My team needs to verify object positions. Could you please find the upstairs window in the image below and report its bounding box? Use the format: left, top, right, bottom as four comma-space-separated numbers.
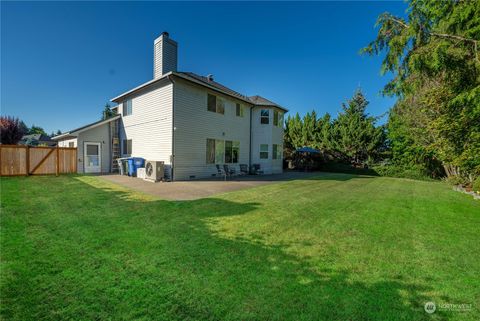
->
207, 94, 225, 114
260, 144, 269, 159
123, 99, 132, 116
260, 109, 269, 124
208, 94, 216, 112
122, 139, 132, 155
68, 142, 74, 148
236, 103, 244, 117
216, 98, 225, 114
273, 110, 284, 127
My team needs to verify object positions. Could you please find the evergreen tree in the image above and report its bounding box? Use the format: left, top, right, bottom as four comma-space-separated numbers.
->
363, 0, 480, 178
28, 125, 47, 136
331, 90, 384, 165
101, 103, 115, 120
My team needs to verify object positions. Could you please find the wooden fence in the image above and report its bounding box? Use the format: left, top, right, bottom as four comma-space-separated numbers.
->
0, 145, 77, 176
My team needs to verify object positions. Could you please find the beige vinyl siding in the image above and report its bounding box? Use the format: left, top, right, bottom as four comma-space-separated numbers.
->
119, 80, 173, 178
173, 79, 251, 180
251, 106, 284, 174
271, 110, 284, 173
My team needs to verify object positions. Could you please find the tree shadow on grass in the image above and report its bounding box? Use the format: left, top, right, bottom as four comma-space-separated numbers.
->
1, 175, 451, 321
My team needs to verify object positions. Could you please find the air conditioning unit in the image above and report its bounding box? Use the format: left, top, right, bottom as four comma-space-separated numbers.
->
144, 160, 164, 182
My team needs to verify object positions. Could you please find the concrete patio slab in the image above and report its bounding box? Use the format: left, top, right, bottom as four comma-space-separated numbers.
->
99, 172, 319, 200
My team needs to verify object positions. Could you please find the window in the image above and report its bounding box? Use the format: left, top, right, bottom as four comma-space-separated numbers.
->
236, 103, 244, 117
206, 139, 215, 164
260, 144, 269, 159
207, 94, 225, 114
225, 141, 240, 163
273, 144, 282, 160
215, 139, 224, 163
85, 144, 100, 167
68, 142, 74, 148
260, 109, 269, 124
208, 94, 216, 112
216, 98, 225, 114
225, 141, 233, 163
122, 139, 132, 155
273, 110, 284, 127
207, 139, 240, 164
123, 99, 132, 116
232, 141, 240, 163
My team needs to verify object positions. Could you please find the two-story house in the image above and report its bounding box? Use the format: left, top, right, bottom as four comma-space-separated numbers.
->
53, 32, 287, 180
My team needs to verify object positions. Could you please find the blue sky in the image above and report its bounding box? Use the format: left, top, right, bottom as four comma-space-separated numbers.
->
1, 1, 407, 134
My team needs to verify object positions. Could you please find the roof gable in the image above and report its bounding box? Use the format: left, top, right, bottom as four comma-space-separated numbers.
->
52, 115, 120, 140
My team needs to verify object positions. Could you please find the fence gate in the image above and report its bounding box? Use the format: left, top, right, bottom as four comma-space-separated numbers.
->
0, 145, 77, 176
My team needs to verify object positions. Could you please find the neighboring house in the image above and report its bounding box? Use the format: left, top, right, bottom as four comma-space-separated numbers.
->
53, 32, 287, 180
20, 134, 56, 147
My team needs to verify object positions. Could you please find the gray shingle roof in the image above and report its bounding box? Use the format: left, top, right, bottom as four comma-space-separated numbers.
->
178, 72, 288, 111
22, 134, 51, 141
177, 72, 250, 101
248, 95, 286, 110
111, 71, 288, 112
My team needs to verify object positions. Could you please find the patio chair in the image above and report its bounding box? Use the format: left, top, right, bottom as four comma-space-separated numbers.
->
239, 164, 249, 175
216, 164, 227, 180
251, 164, 264, 175
223, 164, 236, 177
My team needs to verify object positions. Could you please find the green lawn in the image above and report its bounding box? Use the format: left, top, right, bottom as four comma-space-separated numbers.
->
1, 174, 479, 320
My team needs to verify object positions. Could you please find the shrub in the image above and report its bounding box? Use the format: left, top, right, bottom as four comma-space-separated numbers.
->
473, 176, 480, 193
371, 164, 434, 181
443, 175, 468, 187
320, 162, 378, 176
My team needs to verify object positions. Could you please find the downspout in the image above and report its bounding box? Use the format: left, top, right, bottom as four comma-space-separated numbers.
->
167, 74, 176, 181
249, 105, 253, 168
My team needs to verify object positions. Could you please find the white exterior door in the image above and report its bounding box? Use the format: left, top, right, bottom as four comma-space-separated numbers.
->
84, 142, 101, 173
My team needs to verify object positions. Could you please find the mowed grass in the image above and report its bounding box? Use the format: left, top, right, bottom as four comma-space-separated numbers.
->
1, 174, 479, 321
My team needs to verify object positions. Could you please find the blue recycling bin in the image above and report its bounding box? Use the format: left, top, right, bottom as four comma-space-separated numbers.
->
127, 157, 145, 176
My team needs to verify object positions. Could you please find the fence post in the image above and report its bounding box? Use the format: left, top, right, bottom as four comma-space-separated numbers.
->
56, 146, 59, 176
26, 146, 30, 176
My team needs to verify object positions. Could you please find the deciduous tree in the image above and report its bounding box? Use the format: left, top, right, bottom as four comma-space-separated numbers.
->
0, 116, 27, 144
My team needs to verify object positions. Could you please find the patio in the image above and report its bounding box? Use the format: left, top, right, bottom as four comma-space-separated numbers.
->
99, 171, 320, 200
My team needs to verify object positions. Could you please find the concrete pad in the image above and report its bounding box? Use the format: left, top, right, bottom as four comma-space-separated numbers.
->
98, 172, 319, 200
